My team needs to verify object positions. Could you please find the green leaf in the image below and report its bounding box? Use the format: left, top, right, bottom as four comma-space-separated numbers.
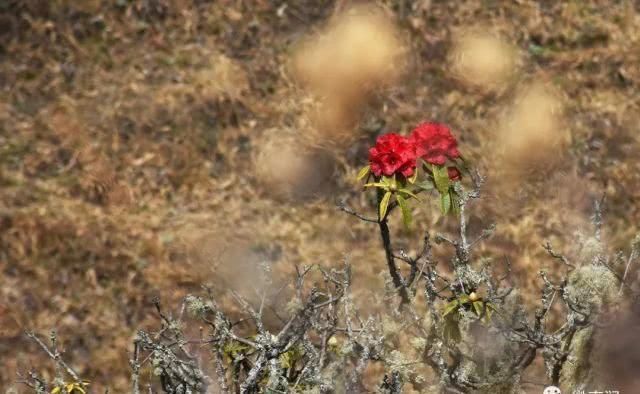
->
415, 180, 435, 191
379, 191, 392, 219
357, 165, 370, 180
396, 194, 412, 228
398, 188, 420, 200
440, 192, 451, 215
442, 299, 459, 317
432, 165, 450, 194
280, 346, 304, 369
279, 351, 293, 369
472, 301, 484, 317
457, 294, 470, 305
484, 303, 496, 323
224, 340, 249, 358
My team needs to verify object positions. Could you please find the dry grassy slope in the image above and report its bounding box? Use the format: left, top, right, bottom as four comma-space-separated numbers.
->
1, 0, 640, 391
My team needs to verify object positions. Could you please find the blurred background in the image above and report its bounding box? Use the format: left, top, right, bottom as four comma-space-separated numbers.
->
1, 0, 639, 391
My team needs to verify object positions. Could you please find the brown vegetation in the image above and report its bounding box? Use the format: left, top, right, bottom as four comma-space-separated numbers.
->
2, 0, 640, 392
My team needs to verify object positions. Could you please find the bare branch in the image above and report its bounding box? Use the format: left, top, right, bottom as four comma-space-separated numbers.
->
543, 241, 575, 268
25, 331, 80, 382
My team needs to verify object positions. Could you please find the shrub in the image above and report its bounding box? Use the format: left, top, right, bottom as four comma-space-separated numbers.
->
19, 123, 639, 394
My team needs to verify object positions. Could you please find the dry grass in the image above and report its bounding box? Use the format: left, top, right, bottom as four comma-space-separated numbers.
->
2, 0, 640, 391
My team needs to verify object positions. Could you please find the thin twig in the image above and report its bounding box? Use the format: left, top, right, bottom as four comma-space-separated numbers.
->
619, 237, 639, 294
337, 201, 378, 223
543, 241, 575, 268
25, 331, 80, 382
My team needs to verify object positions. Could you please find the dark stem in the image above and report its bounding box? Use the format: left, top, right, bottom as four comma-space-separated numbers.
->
377, 189, 410, 307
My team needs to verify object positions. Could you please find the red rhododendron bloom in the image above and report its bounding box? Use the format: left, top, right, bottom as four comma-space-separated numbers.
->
409, 122, 460, 166
369, 133, 417, 177
448, 167, 461, 181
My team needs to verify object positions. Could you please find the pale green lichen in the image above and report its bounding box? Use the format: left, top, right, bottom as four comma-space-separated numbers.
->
185, 295, 207, 317
565, 264, 619, 314
386, 349, 414, 379
285, 298, 303, 314
560, 326, 594, 391
410, 336, 427, 351
339, 341, 354, 356
560, 255, 620, 390
576, 235, 605, 264
381, 316, 402, 340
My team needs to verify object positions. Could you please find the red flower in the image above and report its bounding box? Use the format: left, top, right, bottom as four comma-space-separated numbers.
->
448, 167, 461, 181
409, 122, 460, 166
368, 133, 417, 177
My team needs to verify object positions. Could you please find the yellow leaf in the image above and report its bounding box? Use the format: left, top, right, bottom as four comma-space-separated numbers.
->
51, 388, 61, 394
280, 351, 292, 369
473, 301, 484, 317
357, 165, 370, 180
442, 299, 459, 317
407, 167, 418, 184
363, 182, 387, 188
379, 191, 392, 219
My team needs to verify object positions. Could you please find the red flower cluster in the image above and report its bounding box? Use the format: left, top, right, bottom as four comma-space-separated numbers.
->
368, 133, 416, 177
409, 122, 460, 166
368, 122, 461, 178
